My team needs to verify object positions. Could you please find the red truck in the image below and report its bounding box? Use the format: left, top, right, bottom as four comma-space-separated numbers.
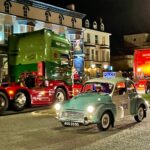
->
133, 49, 150, 94
0, 29, 82, 115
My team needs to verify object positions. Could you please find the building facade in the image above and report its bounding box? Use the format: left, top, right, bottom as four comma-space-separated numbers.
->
124, 33, 150, 48
83, 18, 111, 78
110, 33, 150, 72
0, 0, 85, 82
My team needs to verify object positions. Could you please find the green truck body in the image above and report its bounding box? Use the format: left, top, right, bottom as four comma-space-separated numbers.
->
8, 29, 72, 83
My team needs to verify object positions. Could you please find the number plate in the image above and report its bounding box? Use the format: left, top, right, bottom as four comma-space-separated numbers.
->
64, 122, 79, 127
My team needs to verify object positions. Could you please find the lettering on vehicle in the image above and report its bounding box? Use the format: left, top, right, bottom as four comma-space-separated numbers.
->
64, 122, 79, 126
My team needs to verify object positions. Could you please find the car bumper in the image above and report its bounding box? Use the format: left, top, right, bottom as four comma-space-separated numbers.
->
56, 111, 98, 126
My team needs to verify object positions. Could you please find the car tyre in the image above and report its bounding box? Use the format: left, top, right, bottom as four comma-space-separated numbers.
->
134, 106, 145, 122
0, 92, 8, 115
13, 92, 27, 111
55, 88, 67, 103
97, 111, 111, 131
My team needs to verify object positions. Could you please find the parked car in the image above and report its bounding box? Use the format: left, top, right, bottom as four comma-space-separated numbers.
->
55, 76, 149, 131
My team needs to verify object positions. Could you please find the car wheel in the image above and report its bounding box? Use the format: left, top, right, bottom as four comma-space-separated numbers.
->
13, 92, 27, 111
134, 106, 145, 122
0, 92, 8, 115
55, 88, 67, 103
97, 111, 111, 131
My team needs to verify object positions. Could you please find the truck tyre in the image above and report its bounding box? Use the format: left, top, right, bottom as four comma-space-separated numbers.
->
134, 106, 145, 122
13, 92, 27, 111
0, 92, 8, 115
55, 88, 67, 103
97, 111, 111, 131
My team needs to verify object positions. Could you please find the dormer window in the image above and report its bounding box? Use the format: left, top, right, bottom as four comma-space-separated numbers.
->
85, 19, 90, 28
93, 21, 97, 29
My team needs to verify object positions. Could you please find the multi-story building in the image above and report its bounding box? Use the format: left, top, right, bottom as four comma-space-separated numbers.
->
124, 33, 150, 48
0, 0, 85, 82
110, 33, 150, 72
83, 17, 111, 78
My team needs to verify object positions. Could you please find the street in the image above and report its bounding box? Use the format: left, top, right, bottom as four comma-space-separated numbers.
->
0, 108, 150, 150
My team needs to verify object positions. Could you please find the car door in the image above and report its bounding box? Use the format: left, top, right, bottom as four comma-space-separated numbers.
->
112, 81, 130, 120
126, 80, 138, 114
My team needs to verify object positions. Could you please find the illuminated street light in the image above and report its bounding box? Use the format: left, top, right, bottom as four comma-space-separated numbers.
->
137, 68, 141, 72
103, 64, 108, 70
91, 64, 96, 69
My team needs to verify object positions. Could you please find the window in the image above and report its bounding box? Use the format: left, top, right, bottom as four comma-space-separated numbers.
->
95, 35, 98, 44
27, 25, 34, 32
85, 19, 90, 28
86, 49, 89, 60
91, 49, 94, 60
20, 24, 26, 33
102, 36, 105, 45
4, 24, 12, 41
106, 51, 110, 61
93, 21, 97, 29
60, 54, 69, 65
87, 33, 90, 43
0, 25, 3, 31
126, 81, 136, 93
114, 82, 126, 95
96, 51, 98, 61
102, 51, 105, 61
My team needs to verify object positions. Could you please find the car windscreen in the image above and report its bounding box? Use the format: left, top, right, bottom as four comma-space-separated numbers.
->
81, 82, 114, 94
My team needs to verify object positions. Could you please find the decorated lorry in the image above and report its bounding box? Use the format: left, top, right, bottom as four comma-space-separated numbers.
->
133, 49, 150, 94
0, 29, 82, 115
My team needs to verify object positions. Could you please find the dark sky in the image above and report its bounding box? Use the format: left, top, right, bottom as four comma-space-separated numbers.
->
37, 0, 150, 35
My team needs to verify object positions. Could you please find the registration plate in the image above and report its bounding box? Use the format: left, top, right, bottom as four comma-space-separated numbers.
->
64, 122, 79, 127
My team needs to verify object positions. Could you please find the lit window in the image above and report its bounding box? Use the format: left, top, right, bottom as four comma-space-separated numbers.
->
93, 21, 97, 29
87, 33, 90, 43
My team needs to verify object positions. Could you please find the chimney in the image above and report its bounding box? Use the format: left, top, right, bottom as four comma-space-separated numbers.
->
66, 4, 75, 11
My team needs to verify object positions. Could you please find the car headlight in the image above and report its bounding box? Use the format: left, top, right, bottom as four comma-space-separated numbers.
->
87, 106, 95, 113
54, 103, 61, 111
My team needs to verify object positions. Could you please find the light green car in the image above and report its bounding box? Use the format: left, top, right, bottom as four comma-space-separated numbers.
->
55, 77, 149, 131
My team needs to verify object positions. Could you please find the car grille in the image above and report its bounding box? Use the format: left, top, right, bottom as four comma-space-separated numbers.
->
61, 111, 84, 120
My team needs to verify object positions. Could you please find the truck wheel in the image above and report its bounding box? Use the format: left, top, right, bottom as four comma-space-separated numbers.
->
0, 92, 8, 115
55, 88, 67, 103
13, 92, 27, 111
134, 106, 145, 122
97, 111, 111, 131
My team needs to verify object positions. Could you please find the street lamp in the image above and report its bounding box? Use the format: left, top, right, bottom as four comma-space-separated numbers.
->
103, 64, 108, 70
91, 64, 96, 69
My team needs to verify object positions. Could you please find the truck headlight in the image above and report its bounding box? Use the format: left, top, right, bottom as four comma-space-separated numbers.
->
54, 103, 61, 111
87, 106, 94, 113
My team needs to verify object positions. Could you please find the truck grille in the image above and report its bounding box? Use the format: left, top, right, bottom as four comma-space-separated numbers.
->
61, 111, 84, 120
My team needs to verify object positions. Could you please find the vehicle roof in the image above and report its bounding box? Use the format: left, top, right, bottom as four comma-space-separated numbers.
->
85, 77, 127, 85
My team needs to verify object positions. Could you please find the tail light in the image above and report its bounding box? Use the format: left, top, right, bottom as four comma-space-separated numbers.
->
138, 84, 144, 88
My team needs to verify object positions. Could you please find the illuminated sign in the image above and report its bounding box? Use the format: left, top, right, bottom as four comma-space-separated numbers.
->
103, 72, 116, 79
